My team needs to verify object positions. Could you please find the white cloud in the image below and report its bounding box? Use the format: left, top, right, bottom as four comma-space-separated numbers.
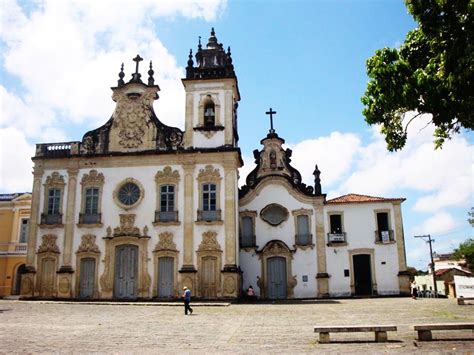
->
411, 211, 458, 236
288, 132, 361, 186
0, 127, 35, 192
0, 0, 226, 192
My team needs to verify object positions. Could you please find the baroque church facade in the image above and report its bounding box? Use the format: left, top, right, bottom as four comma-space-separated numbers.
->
21, 29, 410, 300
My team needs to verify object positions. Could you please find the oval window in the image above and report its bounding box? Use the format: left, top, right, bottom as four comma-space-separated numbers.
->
260, 203, 289, 226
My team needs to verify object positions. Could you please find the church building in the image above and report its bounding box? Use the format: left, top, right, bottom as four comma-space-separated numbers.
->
21, 29, 410, 300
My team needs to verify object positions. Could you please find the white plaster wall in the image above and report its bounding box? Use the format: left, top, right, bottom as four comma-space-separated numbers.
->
69, 164, 187, 293
324, 203, 401, 296
239, 184, 318, 299
194, 131, 225, 148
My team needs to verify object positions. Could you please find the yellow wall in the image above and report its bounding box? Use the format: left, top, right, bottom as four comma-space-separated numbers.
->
0, 194, 31, 297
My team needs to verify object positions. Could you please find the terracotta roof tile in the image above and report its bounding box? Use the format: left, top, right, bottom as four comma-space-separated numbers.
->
326, 193, 406, 204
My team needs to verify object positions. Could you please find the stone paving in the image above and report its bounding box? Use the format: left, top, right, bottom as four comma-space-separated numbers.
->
0, 297, 473, 354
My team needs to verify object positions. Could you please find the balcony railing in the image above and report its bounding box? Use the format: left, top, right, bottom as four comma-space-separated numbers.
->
240, 235, 256, 248
328, 232, 347, 244
375, 230, 394, 243
197, 209, 221, 222
35, 141, 80, 158
154, 211, 179, 223
41, 213, 63, 225
295, 233, 312, 246
79, 213, 102, 224
0, 242, 27, 254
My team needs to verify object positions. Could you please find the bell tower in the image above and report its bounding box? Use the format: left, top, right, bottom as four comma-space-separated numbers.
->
182, 28, 240, 149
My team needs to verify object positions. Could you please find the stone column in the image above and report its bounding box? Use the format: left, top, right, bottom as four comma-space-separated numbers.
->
314, 200, 329, 298
181, 163, 196, 268
224, 91, 233, 145
183, 92, 194, 148
21, 164, 43, 297
179, 163, 197, 290
394, 202, 410, 295
223, 162, 237, 268
57, 168, 78, 298
221, 160, 241, 298
9, 206, 20, 251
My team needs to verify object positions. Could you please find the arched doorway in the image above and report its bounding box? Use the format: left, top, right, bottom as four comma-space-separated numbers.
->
12, 264, 27, 295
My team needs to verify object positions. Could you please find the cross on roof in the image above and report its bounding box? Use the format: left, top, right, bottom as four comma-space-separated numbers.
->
133, 55, 143, 75
265, 108, 277, 133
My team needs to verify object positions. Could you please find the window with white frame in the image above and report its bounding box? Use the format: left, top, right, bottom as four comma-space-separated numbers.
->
19, 218, 29, 243
376, 211, 393, 242
241, 216, 254, 247
296, 215, 311, 245
197, 165, 222, 222
79, 170, 104, 225
328, 213, 346, 244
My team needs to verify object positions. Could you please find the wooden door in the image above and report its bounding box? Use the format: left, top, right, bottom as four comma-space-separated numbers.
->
114, 245, 138, 299
158, 257, 174, 298
79, 258, 95, 298
353, 254, 372, 296
267, 257, 287, 299
201, 256, 218, 298
40, 258, 55, 297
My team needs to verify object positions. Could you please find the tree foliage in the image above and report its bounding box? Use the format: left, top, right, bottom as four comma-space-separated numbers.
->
362, 0, 473, 151
452, 238, 474, 272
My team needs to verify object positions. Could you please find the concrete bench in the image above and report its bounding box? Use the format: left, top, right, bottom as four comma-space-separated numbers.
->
457, 297, 474, 305
313, 325, 397, 343
414, 323, 474, 341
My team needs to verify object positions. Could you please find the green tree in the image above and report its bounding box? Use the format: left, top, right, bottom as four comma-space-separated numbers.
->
452, 238, 474, 272
361, 0, 473, 151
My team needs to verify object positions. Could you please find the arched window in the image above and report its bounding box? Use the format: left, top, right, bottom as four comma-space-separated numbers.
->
204, 102, 215, 127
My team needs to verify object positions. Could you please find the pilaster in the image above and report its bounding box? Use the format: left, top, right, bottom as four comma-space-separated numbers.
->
223, 161, 237, 268
25, 164, 43, 271
394, 202, 410, 294
224, 91, 233, 145
181, 163, 195, 269
314, 201, 329, 297
57, 167, 78, 297
184, 92, 194, 148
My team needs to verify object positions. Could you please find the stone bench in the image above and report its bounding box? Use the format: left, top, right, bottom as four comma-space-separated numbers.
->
314, 325, 397, 343
414, 323, 474, 341
457, 297, 474, 305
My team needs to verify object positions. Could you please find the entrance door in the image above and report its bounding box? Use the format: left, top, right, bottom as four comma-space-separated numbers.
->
201, 256, 218, 298
158, 257, 174, 298
40, 258, 55, 297
79, 258, 95, 298
114, 245, 138, 299
353, 254, 372, 296
267, 257, 287, 299
12, 264, 26, 295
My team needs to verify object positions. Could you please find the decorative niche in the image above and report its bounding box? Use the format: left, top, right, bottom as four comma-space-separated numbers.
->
260, 203, 289, 226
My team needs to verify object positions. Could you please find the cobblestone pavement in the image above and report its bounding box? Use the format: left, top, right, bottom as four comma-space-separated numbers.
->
1, 297, 473, 354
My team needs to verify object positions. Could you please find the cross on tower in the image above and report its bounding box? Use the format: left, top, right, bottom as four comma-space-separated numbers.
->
265, 108, 277, 134
133, 55, 143, 74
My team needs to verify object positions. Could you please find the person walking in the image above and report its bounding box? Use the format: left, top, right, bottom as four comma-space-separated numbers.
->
183, 286, 193, 315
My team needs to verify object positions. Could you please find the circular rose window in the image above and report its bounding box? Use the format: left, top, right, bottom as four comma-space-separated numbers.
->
114, 179, 144, 210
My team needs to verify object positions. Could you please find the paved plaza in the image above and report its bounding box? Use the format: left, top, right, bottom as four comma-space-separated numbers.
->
0, 297, 473, 353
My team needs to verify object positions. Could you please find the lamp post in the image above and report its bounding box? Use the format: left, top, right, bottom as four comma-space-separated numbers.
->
414, 234, 438, 296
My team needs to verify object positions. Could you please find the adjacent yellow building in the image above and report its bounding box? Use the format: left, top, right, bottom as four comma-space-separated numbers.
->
0, 193, 31, 297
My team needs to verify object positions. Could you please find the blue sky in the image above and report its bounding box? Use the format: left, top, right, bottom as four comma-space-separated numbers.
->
0, 0, 472, 270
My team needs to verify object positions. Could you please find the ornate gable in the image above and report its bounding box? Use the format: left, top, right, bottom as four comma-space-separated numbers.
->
80, 56, 183, 155
240, 131, 321, 198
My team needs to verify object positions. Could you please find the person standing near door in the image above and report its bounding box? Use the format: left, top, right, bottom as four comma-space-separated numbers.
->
183, 286, 193, 315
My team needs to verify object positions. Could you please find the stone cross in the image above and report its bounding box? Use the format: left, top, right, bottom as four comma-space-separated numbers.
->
133, 55, 143, 75
265, 108, 277, 133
